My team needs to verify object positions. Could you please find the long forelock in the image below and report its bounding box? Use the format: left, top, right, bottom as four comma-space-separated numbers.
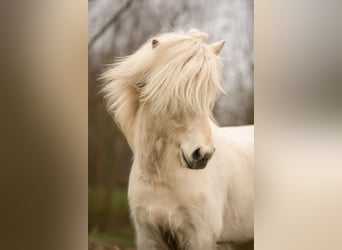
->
100, 31, 224, 137
141, 37, 224, 117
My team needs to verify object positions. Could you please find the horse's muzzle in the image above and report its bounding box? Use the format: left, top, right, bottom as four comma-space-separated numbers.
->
182, 149, 214, 170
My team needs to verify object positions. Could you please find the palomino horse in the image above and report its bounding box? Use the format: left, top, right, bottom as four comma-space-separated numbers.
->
101, 29, 254, 250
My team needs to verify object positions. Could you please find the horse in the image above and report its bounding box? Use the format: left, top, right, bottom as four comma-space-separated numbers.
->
101, 29, 254, 250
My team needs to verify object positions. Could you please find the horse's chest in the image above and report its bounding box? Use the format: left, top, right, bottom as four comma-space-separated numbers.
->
128, 170, 219, 235
132, 186, 190, 228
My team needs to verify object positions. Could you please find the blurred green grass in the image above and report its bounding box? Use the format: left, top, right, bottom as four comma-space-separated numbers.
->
89, 231, 134, 245
89, 186, 135, 245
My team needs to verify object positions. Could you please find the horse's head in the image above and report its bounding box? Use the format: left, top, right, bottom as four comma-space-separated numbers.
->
176, 113, 216, 170
102, 29, 225, 170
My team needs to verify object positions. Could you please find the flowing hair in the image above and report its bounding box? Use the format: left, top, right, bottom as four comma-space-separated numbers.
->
101, 29, 224, 136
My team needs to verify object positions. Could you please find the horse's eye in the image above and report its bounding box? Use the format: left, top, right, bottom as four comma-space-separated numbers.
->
136, 81, 146, 89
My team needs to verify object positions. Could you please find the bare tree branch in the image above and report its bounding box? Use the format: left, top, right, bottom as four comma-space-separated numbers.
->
89, 0, 136, 49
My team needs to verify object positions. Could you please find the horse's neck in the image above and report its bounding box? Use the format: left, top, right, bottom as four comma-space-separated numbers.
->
133, 110, 171, 178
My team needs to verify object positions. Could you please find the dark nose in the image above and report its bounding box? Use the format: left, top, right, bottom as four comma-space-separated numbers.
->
190, 146, 215, 169
191, 147, 215, 161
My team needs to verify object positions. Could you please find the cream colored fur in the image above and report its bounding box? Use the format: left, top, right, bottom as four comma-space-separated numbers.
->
101, 29, 254, 250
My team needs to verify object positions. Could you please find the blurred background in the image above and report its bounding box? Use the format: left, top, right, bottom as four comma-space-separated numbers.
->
88, 0, 253, 249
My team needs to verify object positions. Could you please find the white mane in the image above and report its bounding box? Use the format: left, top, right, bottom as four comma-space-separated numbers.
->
101, 30, 224, 137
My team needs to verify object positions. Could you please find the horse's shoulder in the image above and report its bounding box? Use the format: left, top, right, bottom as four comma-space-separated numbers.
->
217, 125, 254, 140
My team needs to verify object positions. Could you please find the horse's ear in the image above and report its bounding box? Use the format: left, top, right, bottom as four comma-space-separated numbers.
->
209, 40, 225, 55
152, 39, 159, 49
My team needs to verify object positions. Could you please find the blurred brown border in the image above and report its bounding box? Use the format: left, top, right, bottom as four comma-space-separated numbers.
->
0, 0, 87, 249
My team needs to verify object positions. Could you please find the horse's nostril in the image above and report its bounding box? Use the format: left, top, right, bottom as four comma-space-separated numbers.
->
191, 148, 202, 161
191, 147, 215, 163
